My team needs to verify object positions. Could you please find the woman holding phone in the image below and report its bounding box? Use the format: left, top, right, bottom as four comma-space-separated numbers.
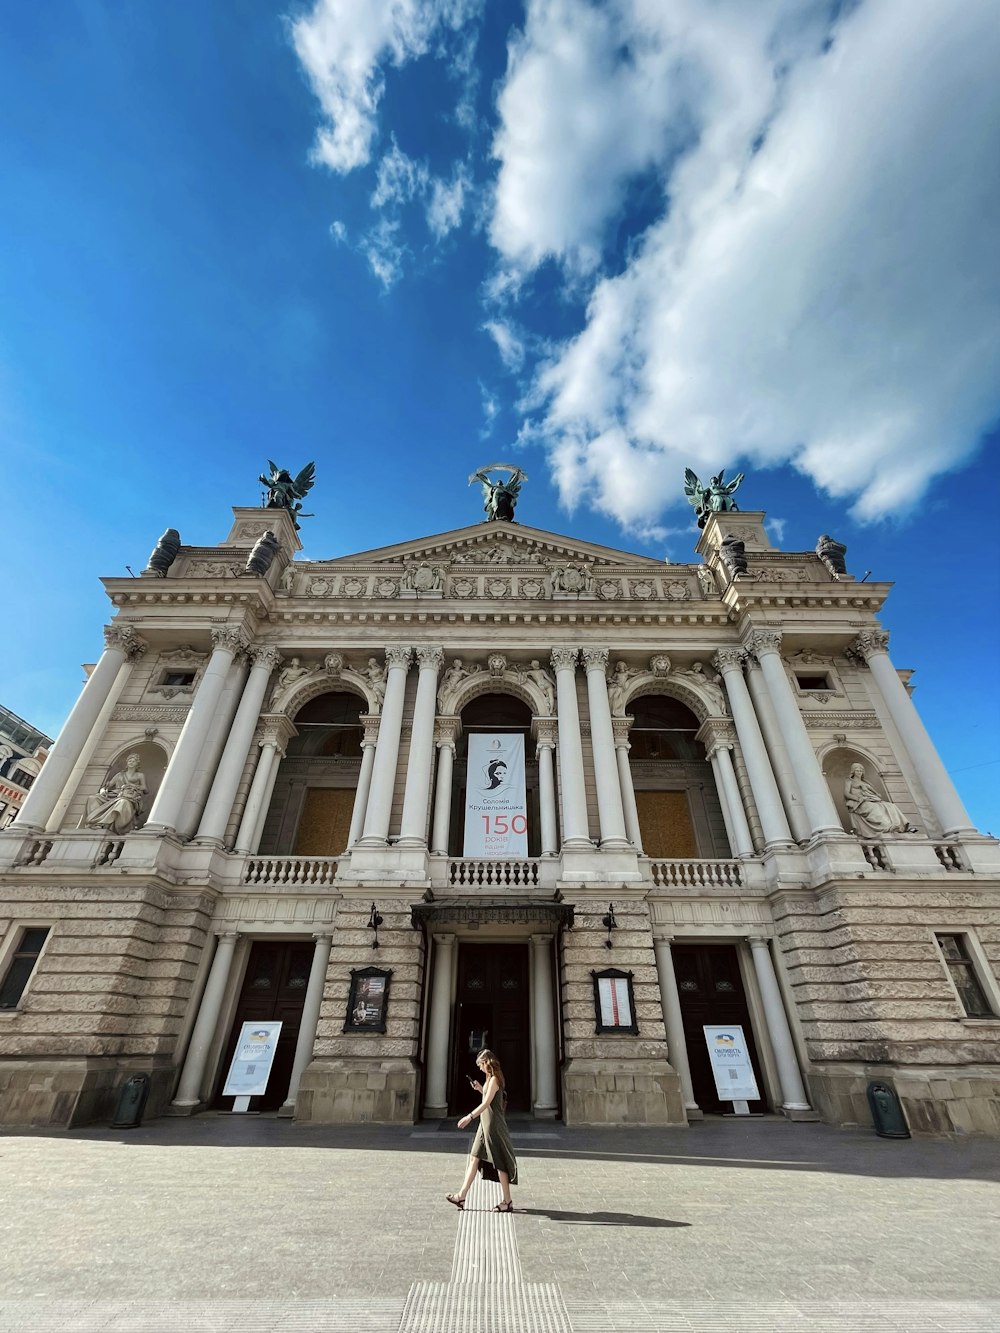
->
445, 1049, 518, 1212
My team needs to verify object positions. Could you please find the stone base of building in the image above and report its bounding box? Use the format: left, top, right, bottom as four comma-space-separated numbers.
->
808, 1063, 1000, 1137
294, 1056, 420, 1124
561, 1057, 687, 1126
0, 1056, 177, 1128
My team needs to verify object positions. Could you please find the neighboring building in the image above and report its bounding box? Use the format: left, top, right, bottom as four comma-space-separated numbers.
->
1, 494, 998, 1135
0, 705, 52, 830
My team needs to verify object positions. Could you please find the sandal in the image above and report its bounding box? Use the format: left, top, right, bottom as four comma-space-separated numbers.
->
446, 1194, 465, 1210
493, 1200, 514, 1213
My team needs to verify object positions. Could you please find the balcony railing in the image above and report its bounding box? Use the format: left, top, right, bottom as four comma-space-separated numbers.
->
647, 858, 743, 889
242, 855, 341, 886
444, 858, 541, 887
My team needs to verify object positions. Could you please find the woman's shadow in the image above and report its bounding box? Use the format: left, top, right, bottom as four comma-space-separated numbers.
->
516, 1207, 689, 1229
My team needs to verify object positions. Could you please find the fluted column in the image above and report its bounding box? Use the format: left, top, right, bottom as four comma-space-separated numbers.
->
359, 646, 413, 846
712, 650, 793, 848
744, 656, 811, 842
533, 719, 558, 856
530, 934, 558, 1117
195, 646, 282, 843
746, 631, 842, 838
424, 933, 455, 1117
177, 658, 249, 839
748, 936, 811, 1112
550, 647, 590, 847
398, 645, 444, 847
146, 626, 250, 834
653, 935, 700, 1118
430, 717, 460, 855
17, 624, 147, 831
851, 629, 975, 836
582, 648, 629, 848
233, 722, 293, 855
347, 717, 380, 849
612, 717, 643, 852
707, 740, 754, 858
279, 932, 333, 1115
172, 931, 239, 1108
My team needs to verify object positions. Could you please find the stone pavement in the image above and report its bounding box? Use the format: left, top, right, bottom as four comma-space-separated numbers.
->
0, 1114, 997, 1331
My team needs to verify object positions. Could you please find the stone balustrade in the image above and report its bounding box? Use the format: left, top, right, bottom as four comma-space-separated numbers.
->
242, 855, 341, 886
646, 858, 744, 889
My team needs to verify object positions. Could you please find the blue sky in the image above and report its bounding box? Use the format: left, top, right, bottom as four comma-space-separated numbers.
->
1, 0, 998, 832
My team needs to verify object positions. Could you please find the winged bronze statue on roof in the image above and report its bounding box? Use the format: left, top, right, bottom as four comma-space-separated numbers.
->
259, 460, 316, 529
469, 463, 528, 522
683, 467, 745, 529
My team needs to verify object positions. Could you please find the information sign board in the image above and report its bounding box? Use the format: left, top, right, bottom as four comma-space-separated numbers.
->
703, 1024, 760, 1102
222, 1020, 283, 1098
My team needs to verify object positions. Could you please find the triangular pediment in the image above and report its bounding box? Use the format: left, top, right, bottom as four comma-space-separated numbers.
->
323, 520, 667, 569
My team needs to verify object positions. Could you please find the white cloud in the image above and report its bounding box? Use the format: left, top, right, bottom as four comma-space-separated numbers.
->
371, 139, 430, 208
483, 319, 525, 372
501, 0, 1000, 526
359, 217, 407, 289
329, 219, 348, 243
479, 380, 500, 436
292, 0, 483, 173
427, 164, 471, 238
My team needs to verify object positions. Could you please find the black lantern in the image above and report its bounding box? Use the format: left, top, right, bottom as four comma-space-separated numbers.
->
367, 902, 384, 949
601, 902, 617, 949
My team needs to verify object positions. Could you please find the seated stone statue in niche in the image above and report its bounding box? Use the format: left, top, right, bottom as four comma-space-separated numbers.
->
80, 754, 148, 835
844, 763, 916, 836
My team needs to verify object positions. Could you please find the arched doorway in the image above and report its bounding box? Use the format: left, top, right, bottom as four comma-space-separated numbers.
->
258, 690, 364, 855
628, 694, 724, 858
451, 692, 539, 857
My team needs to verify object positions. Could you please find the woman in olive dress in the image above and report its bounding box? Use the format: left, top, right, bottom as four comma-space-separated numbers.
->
446, 1049, 518, 1213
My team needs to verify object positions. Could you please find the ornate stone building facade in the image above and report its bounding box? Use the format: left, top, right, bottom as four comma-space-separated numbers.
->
1, 500, 998, 1134
0, 705, 52, 830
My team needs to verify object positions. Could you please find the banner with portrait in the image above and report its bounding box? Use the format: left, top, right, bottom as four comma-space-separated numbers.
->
464, 733, 528, 857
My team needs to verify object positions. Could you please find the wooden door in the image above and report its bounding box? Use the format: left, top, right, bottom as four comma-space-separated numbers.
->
214, 940, 314, 1111
449, 943, 531, 1113
635, 790, 698, 858
294, 787, 354, 855
671, 943, 768, 1114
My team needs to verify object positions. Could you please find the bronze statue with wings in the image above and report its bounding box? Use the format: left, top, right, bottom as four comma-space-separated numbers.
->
259, 460, 316, 529
469, 463, 528, 522
683, 467, 745, 528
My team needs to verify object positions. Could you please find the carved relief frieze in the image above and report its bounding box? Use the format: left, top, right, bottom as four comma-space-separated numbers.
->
551, 563, 594, 596
451, 576, 478, 598
342, 576, 367, 597
112, 705, 190, 724
520, 577, 545, 598
486, 578, 510, 599
307, 577, 333, 596
597, 578, 623, 600
628, 578, 658, 600
748, 566, 807, 582
663, 579, 692, 601
184, 559, 234, 578
373, 577, 399, 599
802, 711, 879, 729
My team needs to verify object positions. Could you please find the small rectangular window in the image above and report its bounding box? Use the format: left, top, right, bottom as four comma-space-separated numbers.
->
936, 933, 995, 1018
0, 926, 51, 1010
794, 673, 831, 691
162, 671, 196, 687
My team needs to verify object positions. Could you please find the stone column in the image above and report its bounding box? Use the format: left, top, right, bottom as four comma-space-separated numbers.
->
530, 933, 558, 1117
582, 648, 629, 849
612, 717, 643, 853
195, 646, 282, 843
424, 933, 455, 1117
146, 626, 250, 834
712, 650, 793, 848
347, 716, 380, 849
16, 624, 147, 831
653, 935, 700, 1119
279, 932, 333, 1116
398, 646, 444, 847
233, 721, 294, 855
430, 717, 460, 855
748, 936, 811, 1112
533, 719, 559, 856
172, 931, 239, 1108
550, 648, 590, 847
746, 631, 842, 838
177, 658, 250, 840
707, 741, 754, 858
851, 629, 975, 837
744, 656, 811, 842
359, 646, 413, 846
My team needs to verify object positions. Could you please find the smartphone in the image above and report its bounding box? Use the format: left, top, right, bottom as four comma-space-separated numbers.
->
466, 1074, 477, 1086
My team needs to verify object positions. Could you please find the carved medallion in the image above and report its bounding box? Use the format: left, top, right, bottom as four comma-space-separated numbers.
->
629, 579, 656, 599
664, 580, 691, 601
374, 578, 399, 598
598, 580, 622, 600
342, 577, 365, 597
520, 578, 544, 598
307, 578, 331, 596
452, 578, 477, 598
487, 578, 510, 599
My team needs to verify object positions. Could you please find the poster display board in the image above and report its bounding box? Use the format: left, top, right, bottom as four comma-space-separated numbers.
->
222, 1020, 283, 1098
463, 733, 528, 857
703, 1025, 761, 1102
343, 966, 393, 1033
591, 968, 640, 1035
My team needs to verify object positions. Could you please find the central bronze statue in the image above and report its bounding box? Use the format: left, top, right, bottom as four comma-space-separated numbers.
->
469, 463, 528, 522
683, 467, 745, 528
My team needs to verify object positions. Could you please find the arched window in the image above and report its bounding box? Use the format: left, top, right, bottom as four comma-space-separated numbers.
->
454, 693, 539, 857
627, 694, 724, 858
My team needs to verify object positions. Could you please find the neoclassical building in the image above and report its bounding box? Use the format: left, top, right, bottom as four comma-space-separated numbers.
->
1, 496, 998, 1135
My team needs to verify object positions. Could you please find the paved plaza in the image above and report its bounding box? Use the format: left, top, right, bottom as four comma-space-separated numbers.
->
0, 1114, 997, 1332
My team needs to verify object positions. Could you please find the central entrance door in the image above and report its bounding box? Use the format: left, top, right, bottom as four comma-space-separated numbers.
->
214, 940, 313, 1111
449, 943, 530, 1113
672, 943, 769, 1115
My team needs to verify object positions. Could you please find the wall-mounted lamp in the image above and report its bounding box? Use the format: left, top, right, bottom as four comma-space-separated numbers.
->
601, 902, 617, 949
367, 902, 384, 950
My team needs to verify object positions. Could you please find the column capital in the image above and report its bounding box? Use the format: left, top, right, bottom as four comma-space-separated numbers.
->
747, 934, 771, 948
848, 628, 890, 663
550, 646, 580, 672
432, 931, 456, 946
385, 644, 414, 670
530, 932, 554, 945
416, 644, 445, 671
103, 623, 148, 661
652, 932, 675, 945
712, 647, 747, 675
434, 715, 462, 747
217, 929, 240, 940
211, 624, 252, 657
580, 646, 609, 672
697, 717, 737, 752
611, 716, 633, 748
311, 931, 334, 944
360, 714, 381, 747
248, 644, 283, 672
744, 628, 782, 658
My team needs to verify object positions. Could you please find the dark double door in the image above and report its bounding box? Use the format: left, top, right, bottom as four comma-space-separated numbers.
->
214, 940, 313, 1111
449, 943, 531, 1114
672, 944, 768, 1115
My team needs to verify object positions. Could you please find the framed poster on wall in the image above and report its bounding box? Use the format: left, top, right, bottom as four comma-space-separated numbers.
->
591, 968, 639, 1035
343, 967, 393, 1033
